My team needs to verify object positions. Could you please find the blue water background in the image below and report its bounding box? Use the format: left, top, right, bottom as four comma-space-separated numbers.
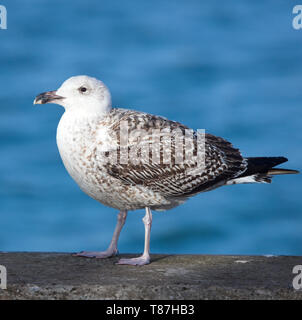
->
0, 0, 301, 255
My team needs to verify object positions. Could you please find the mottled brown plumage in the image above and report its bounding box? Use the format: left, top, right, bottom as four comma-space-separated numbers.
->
103, 109, 248, 203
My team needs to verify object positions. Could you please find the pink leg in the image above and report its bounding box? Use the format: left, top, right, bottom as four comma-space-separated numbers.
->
117, 207, 152, 266
75, 210, 127, 258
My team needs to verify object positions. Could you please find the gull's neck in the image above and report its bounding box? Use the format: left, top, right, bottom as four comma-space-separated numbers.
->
63, 106, 113, 121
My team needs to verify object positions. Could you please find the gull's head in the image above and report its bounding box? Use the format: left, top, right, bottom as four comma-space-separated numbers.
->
34, 75, 112, 115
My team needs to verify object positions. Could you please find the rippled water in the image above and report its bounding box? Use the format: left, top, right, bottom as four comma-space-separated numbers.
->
0, 0, 301, 255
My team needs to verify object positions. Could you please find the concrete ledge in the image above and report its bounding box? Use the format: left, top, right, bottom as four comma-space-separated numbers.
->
0, 252, 302, 299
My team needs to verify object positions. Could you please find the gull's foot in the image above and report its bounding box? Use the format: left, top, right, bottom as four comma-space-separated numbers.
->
116, 255, 150, 266
74, 250, 117, 259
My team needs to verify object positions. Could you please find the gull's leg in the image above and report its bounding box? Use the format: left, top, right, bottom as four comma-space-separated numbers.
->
75, 210, 127, 258
117, 207, 152, 266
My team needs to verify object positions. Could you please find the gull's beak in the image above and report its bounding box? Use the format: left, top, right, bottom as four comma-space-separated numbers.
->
33, 90, 65, 105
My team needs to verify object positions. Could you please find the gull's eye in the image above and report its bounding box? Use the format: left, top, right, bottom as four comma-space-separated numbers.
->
79, 86, 87, 93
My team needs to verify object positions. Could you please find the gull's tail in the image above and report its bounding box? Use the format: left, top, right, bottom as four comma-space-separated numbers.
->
227, 156, 299, 184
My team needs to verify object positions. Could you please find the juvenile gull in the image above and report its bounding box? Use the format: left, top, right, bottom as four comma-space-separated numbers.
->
34, 75, 299, 266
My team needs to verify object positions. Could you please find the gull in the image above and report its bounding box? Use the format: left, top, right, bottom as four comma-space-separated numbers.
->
34, 75, 298, 266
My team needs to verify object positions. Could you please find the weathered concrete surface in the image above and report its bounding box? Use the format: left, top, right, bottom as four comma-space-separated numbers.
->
0, 252, 301, 299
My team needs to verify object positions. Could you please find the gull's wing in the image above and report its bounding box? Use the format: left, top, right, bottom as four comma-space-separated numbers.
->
101, 108, 247, 198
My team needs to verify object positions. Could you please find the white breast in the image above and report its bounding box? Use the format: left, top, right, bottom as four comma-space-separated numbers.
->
56, 112, 106, 199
